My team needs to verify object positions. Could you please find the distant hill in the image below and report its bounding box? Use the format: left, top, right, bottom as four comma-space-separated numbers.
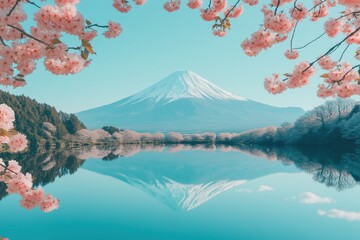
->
0, 90, 86, 150
227, 99, 360, 146
77, 71, 304, 132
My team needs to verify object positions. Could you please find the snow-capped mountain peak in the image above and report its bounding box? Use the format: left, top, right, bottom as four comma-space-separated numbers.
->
126, 70, 247, 104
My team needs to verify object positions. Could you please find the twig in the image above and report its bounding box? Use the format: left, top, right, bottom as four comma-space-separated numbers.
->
290, 22, 299, 51
0, 36, 8, 46
85, 24, 108, 29
338, 44, 350, 62
25, 0, 41, 9
304, 27, 360, 72
294, 32, 326, 50
6, 24, 50, 46
221, 0, 241, 23
274, 0, 281, 15
7, 0, 21, 17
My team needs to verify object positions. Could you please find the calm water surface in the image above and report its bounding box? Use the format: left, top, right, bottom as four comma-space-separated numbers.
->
1, 145, 359, 240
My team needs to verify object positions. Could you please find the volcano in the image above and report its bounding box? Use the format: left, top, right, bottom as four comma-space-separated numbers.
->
77, 71, 303, 132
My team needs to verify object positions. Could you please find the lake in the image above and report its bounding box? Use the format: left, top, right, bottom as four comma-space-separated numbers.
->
1, 144, 360, 240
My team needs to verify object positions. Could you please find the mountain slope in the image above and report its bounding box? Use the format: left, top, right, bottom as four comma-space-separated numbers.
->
77, 71, 304, 132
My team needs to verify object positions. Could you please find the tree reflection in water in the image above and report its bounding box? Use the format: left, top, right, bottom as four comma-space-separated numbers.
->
0, 144, 358, 201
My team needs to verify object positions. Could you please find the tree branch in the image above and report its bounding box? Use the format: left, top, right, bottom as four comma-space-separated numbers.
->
294, 32, 326, 50
304, 27, 360, 72
274, 0, 281, 15
221, 0, 241, 23
6, 24, 50, 46
25, 0, 41, 9
0, 36, 8, 46
7, 0, 21, 17
85, 24, 108, 29
338, 44, 350, 62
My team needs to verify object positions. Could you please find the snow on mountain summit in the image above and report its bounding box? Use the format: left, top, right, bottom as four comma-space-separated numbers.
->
77, 70, 304, 131
126, 71, 247, 104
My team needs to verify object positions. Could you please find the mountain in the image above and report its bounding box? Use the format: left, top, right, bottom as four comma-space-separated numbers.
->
82, 150, 299, 211
0, 90, 86, 149
77, 71, 304, 132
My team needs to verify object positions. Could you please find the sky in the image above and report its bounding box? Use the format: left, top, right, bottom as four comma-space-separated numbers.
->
1, 1, 359, 113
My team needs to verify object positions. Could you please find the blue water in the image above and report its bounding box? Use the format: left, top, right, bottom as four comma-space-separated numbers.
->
1, 146, 359, 240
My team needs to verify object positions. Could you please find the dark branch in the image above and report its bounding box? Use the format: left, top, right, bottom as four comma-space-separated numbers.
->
85, 24, 109, 29
6, 24, 50, 46
25, 0, 41, 9
290, 22, 299, 51
294, 32, 326, 50
274, 0, 281, 15
338, 44, 350, 62
0, 36, 8, 46
7, 0, 21, 17
304, 27, 360, 72
222, 0, 241, 23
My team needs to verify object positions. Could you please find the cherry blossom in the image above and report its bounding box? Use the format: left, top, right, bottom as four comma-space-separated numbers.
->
103, 21, 122, 39
187, 0, 202, 9
164, 0, 181, 12
0, 104, 59, 213
284, 49, 299, 60
8, 133, 28, 152
0, 104, 15, 131
0, 0, 358, 99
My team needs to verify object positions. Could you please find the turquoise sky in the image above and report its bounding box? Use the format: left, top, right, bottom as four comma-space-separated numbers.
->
1, 1, 358, 113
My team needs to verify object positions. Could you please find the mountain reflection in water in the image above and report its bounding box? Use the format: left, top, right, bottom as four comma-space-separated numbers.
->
1, 144, 358, 208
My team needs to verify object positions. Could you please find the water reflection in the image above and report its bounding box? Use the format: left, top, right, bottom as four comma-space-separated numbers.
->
76, 144, 360, 191
0, 144, 359, 207
0, 150, 85, 200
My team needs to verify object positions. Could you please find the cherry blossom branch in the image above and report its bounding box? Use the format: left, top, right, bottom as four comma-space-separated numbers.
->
6, 24, 50, 46
334, 64, 360, 83
336, 10, 360, 21
290, 22, 299, 51
293, 32, 326, 50
304, 27, 360, 72
0, 36, 8, 46
0, 162, 17, 175
308, 0, 327, 12
274, 0, 281, 15
7, 0, 21, 17
222, 0, 241, 23
85, 24, 109, 29
25, 0, 41, 9
338, 44, 350, 62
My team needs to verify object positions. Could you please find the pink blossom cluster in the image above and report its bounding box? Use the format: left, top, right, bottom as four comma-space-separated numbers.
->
311, 1, 330, 21
163, 0, 181, 12
0, 160, 59, 212
103, 21, 123, 39
0, 0, 123, 87
0, 104, 28, 152
187, 0, 202, 9
284, 49, 299, 60
199, 0, 228, 21
317, 61, 360, 98
224, 5, 244, 18
0, 104, 59, 212
243, 0, 259, 6
241, 30, 287, 56
0, 104, 15, 130
265, 61, 316, 94
324, 18, 344, 37
262, 5, 294, 34
290, 4, 308, 21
